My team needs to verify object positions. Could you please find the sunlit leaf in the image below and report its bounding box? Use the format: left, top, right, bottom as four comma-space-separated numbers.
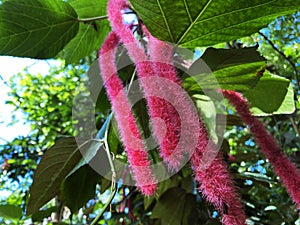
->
63, 0, 110, 64
0, 0, 79, 58
183, 47, 265, 93
244, 73, 295, 115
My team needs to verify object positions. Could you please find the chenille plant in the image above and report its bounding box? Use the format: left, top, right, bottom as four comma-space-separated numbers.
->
0, 0, 299, 224
97, 0, 300, 224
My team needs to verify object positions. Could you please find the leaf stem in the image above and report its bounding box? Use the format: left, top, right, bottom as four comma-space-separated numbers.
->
77, 15, 108, 23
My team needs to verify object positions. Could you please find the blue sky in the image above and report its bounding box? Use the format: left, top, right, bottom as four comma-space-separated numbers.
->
0, 56, 59, 145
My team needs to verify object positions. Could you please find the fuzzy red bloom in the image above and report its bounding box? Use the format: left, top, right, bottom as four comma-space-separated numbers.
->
108, 0, 193, 170
107, 1, 246, 223
147, 35, 246, 223
223, 90, 300, 210
147, 34, 188, 170
99, 31, 157, 195
191, 123, 247, 225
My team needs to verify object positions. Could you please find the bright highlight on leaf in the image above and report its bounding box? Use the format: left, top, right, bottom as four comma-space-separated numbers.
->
0, 0, 79, 58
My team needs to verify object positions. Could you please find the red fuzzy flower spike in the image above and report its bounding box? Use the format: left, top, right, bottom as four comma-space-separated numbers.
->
107, 1, 247, 223
146, 34, 188, 170
108, 0, 192, 170
191, 123, 247, 225
147, 33, 247, 224
99, 31, 157, 196
223, 90, 300, 210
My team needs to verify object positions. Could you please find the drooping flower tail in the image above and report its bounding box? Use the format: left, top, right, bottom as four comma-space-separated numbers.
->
191, 122, 247, 225
107, 0, 189, 170
99, 31, 157, 195
146, 34, 188, 170
107, 1, 246, 223
223, 90, 300, 210
146, 33, 247, 224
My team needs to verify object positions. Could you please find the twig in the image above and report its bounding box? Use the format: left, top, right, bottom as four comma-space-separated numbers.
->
258, 31, 300, 91
289, 117, 300, 138
0, 75, 9, 87
77, 15, 108, 23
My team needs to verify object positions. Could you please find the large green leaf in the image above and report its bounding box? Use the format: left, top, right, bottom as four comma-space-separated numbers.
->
129, 0, 300, 47
63, 0, 110, 64
27, 137, 82, 215
0, 0, 79, 58
244, 73, 295, 115
183, 47, 265, 93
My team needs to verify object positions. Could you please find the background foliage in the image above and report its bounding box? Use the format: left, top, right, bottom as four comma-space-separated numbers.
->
0, 0, 299, 224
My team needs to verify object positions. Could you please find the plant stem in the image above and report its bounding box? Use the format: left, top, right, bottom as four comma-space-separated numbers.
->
77, 15, 108, 23
258, 31, 300, 91
90, 115, 118, 225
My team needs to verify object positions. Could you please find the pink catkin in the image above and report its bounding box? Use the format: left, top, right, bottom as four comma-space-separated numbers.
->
223, 90, 300, 210
146, 33, 247, 224
147, 34, 187, 170
107, 0, 188, 170
191, 123, 247, 225
99, 31, 157, 195
107, 1, 247, 223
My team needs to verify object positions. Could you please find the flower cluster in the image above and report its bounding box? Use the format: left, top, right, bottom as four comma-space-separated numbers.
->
98, 0, 300, 224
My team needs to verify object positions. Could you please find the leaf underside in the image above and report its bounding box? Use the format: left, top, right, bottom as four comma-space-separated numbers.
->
129, 0, 300, 48
27, 137, 81, 215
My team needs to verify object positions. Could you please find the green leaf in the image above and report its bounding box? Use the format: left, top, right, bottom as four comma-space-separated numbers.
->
63, 0, 110, 64
27, 137, 82, 215
0, 0, 79, 58
183, 47, 265, 93
129, 0, 300, 47
151, 187, 197, 225
244, 73, 295, 115
61, 164, 101, 213
0, 204, 22, 220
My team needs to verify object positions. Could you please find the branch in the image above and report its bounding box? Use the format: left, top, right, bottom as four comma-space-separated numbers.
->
258, 31, 300, 91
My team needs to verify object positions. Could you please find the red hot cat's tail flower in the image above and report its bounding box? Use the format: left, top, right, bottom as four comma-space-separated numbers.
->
107, 0, 197, 170
146, 33, 247, 224
223, 90, 300, 210
107, 1, 246, 223
191, 123, 247, 225
99, 31, 157, 195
